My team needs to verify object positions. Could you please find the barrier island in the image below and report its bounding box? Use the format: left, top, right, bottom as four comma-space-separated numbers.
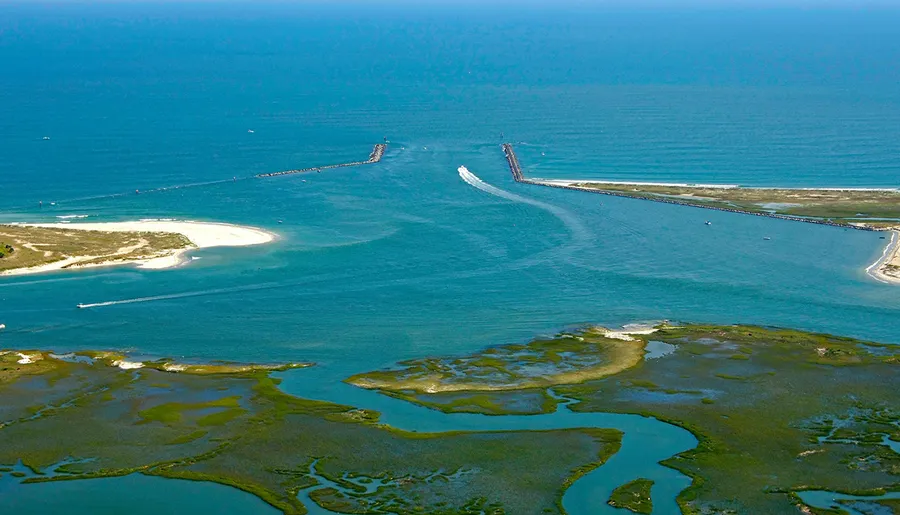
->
0, 350, 621, 515
543, 180, 900, 229
351, 323, 900, 514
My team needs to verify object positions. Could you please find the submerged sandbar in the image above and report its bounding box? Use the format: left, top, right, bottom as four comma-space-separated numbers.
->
0, 220, 276, 276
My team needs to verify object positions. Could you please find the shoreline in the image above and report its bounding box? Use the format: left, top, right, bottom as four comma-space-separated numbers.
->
866, 230, 900, 285
539, 178, 900, 286
0, 349, 309, 376
520, 178, 889, 232
0, 220, 277, 277
531, 178, 900, 193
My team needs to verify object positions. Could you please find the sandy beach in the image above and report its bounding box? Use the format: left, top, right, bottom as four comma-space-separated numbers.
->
1, 220, 276, 276
867, 230, 900, 285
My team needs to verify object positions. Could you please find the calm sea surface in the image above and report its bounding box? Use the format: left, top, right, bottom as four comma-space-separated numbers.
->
0, 4, 899, 512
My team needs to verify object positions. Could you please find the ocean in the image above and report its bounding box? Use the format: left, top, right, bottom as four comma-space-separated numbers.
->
1, 3, 899, 512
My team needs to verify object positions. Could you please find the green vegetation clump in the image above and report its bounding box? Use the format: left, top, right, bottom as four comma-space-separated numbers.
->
0, 243, 14, 258
607, 478, 654, 514
137, 396, 243, 425
347, 326, 647, 393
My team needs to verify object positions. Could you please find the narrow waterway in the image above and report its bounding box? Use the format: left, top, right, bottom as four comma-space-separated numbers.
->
275, 366, 697, 515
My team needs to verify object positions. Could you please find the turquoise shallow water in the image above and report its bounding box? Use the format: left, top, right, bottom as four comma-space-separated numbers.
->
1, 3, 900, 513
0, 471, 274, 514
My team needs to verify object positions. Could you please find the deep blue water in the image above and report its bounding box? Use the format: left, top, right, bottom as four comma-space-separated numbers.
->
1, 3, 899, 513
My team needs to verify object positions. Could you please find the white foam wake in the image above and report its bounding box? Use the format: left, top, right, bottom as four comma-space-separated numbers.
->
74, 271, 356, 309
76, 281, 287, 309
457, 165, 591, 246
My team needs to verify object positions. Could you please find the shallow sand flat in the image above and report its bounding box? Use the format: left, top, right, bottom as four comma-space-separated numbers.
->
1, 220, 276, 276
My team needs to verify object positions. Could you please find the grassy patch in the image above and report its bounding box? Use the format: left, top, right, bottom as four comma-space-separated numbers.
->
607, 478, 654, 514
138, 396, 242, 425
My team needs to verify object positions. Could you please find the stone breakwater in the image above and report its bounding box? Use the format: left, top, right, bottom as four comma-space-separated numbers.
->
500, 143, 882, 233
257, 144, 386, 178
502, 143, 524, 182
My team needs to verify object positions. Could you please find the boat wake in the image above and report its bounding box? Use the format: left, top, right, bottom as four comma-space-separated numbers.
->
457, 165, 591, 250
75, 281, 291, 309
74, 270, 383, 309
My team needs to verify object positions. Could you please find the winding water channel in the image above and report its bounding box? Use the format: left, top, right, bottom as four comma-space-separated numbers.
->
275, 366, 697, 515
2, 365, 897, 514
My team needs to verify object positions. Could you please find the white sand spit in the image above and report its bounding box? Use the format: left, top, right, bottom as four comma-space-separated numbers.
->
112, 359, 144, 370
16, 352, 42, 364
599, 326, 660, 341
